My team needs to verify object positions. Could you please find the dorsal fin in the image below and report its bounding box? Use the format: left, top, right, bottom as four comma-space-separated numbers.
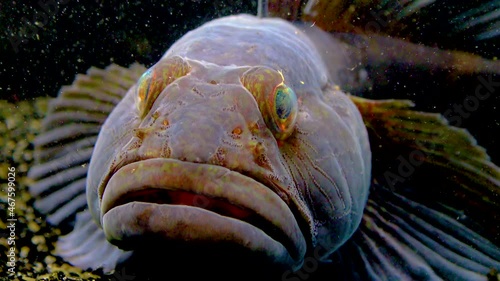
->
267, 0, 499, 58
28, 63, 146, 225
258, 0, 269, 18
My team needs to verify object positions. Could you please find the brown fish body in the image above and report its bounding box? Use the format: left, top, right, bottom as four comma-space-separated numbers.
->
28, 5, 500, 280
87, 14, 371, 270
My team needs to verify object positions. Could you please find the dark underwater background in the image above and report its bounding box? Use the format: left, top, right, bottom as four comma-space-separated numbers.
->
0, 0, 499, 280
1, 0, 255, 103
1, 0, 498, 162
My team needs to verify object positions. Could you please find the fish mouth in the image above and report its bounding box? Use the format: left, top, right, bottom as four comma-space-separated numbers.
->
100, 158, 306, 268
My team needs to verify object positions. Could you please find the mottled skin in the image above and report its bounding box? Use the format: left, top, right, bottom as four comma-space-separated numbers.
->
87, 14, 371, 270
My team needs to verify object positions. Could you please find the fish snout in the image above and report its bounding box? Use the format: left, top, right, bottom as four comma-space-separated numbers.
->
96, 79, 308, 270
125, 80, 283, 172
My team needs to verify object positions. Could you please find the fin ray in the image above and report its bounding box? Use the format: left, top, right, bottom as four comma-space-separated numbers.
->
33, 178, 86, 214
46, 193, 87, 225
29, 165, 87, 197
34, 136, 97, 163
33, 124, 101, 148
56, 210, 131, 272
351, 96, 500, 243
28, 63, 146, 272
28, 147, 93, 180
351, 185, 500, 280
41, 111, 107, 129
378, 198, 500, 267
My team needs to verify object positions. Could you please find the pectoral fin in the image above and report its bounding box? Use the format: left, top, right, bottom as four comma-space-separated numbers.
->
27, 63, 146, 272
347, 96, 500, 279
349, 185, 500, 280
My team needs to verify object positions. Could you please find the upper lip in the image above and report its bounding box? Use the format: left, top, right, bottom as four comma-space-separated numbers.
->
99, 157, 307, 262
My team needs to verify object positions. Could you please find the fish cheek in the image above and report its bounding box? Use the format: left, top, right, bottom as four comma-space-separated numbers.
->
281, 91, 371, 259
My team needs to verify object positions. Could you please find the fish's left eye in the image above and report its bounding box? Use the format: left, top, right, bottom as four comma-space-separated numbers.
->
241, 66, 298, 140
136, 56, 190, 117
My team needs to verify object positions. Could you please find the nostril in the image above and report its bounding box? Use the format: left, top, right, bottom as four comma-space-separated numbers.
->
232, 126, 243, 136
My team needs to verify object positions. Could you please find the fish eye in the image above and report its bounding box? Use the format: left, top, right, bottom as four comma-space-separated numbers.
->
136, 56, 191, 118
241, 66, 298, 140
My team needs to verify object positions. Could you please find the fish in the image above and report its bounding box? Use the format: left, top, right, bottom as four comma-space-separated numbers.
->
28, 0, 500, 280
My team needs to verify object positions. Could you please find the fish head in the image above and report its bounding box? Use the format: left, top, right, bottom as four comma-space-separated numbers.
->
86, 15, 371, 270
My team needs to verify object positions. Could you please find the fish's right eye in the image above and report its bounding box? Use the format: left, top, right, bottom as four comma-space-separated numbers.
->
136, 56, 191, 117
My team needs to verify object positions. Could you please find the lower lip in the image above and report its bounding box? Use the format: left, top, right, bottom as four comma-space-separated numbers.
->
99, 158, 307, 263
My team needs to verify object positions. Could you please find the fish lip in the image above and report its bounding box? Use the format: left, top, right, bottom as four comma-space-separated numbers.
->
100, 158, 306, 266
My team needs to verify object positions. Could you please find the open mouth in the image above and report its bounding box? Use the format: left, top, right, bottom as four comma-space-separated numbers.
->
100, 158, 306, 267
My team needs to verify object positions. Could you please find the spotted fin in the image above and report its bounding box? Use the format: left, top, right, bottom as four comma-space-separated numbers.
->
347, 96, 500, 279
28, 63, 147, 271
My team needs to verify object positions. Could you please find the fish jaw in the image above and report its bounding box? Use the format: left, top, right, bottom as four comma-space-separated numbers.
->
100, 158, 307, 269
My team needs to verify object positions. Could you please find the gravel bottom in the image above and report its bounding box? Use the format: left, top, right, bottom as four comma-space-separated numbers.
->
0, 98, 114, 281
